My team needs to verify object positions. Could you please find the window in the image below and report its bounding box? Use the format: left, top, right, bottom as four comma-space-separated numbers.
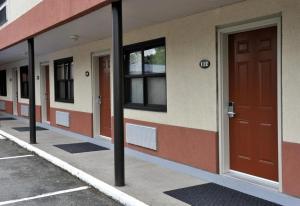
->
124, 38, 167, 112
54, 57, 74, 103
0, 70, 7, 96
0, 0, 7, 26
20, 66, 29, 99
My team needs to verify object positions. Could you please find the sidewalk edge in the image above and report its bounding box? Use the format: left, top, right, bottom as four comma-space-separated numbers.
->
0, 130, 148, 206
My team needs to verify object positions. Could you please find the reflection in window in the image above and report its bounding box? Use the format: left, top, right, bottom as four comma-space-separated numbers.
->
129, 51, 142, 74
54, 57, 74, 103
144, 47, 166, 74
124, 38, 167, 112
0, 0, 7, 26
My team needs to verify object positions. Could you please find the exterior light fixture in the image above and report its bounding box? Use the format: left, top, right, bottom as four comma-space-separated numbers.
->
69, 34, 80, 41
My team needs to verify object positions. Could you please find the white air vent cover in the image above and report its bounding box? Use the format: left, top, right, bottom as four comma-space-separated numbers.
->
126, 123, 157, 150
56, 111, 70, 127
20, 104, 29, 116
0, 101, 5, 110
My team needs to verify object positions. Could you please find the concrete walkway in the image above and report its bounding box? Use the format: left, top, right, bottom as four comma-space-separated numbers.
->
0, 140, 121, 206
0, 112, 299, 206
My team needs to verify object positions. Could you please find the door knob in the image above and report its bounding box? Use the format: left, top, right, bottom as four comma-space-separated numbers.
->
228, 101, 236, 118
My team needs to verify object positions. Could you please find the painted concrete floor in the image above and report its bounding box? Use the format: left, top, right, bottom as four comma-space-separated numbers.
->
0, 116, 204, 206
0, 114, 299, 206
0, 139, 121, 206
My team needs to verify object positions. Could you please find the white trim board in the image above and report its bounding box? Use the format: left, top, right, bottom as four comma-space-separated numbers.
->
39, 63, 50, 123
0, 186, 90, 206
0, 154, 34, 160
217, 16, 283, 191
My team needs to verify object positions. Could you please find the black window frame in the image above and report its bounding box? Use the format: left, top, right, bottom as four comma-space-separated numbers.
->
54, 57, 74, 103
0, 69, 7, 96
0, 0, 7, 26
123, 37, 167, 112
20, 66, 29, 99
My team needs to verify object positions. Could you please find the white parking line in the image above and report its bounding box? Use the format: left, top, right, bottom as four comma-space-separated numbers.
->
0, 186, 90, 205
0, 154, 34, 160
0, 135, 5, 140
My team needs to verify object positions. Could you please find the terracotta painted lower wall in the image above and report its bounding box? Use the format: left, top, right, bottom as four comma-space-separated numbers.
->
0, 100, 13, 114
112, 118, 219, 173
17, 103, 41, 122
50, 108, 93, 137
282, 141, 300, 197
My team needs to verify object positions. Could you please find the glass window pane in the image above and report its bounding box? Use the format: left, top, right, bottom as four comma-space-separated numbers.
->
130, 78, 143, 104
144, 46, 166, 74
21, 73, 28, 82
70, 62, 74, 79
0, 0, 6, 6
129, 51, 142, 74
67, 80, 74, 100
65, 63, 69, 79
23, 82, 29, 98
56, 64, 64, 80
0, 7, 6, 26
58, 81, 65, 99
0, 70, 5, 96
147, 77, 166, 105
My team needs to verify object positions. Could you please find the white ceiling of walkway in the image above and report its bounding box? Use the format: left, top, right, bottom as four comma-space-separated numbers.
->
0, 0, 244, 66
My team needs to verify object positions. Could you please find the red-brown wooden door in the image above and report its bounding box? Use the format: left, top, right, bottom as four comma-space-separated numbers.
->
45, 66, 50, 122
99, 56, 111, 137
229, 27, 278, 181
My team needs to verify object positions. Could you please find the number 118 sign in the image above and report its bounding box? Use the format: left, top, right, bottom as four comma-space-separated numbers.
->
199, 59, 210, 69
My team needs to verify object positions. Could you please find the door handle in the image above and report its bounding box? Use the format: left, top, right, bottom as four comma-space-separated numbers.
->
228, 101, 236, 118
98, 96, 102, 105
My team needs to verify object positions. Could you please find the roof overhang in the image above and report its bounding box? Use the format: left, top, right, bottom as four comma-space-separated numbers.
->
0, 0, 245, 66
0, 0, 111, 50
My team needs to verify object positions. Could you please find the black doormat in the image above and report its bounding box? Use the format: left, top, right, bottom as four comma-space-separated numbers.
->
164, 183, 281, 206
0, 117, 16, 120
54, 142, 109, 154
12, 126, 48, 132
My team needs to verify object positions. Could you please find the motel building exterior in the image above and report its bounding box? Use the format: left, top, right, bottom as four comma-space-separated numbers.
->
0, 0, 300, 203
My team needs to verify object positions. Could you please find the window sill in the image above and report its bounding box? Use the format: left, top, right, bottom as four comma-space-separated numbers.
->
124, 104, 167, 112
55, 99, 74, 104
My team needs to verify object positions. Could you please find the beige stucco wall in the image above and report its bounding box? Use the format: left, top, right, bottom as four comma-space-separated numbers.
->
124, 0, 300, 143
0, 0, 300, 143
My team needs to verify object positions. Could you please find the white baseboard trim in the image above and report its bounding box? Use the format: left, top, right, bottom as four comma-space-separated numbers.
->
0, 130, 148, 206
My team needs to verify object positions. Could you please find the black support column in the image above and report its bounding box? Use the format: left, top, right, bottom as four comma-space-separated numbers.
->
28, 38, 36, 144
112, 0, 125, 186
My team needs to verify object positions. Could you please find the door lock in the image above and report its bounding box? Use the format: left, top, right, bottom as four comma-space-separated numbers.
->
228, 101, 236, 118
98, 96, 102, 105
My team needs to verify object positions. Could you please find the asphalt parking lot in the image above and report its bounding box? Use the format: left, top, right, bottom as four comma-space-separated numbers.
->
0, 137, 122, 206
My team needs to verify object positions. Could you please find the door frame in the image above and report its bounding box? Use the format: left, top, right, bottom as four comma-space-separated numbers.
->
217, 16, 282, 191
40, 62, 50, 123
91, 50, 111, 140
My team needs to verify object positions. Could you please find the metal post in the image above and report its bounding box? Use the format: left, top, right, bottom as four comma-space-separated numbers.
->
112, 0, 125, 186
28, 38, 36, 144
